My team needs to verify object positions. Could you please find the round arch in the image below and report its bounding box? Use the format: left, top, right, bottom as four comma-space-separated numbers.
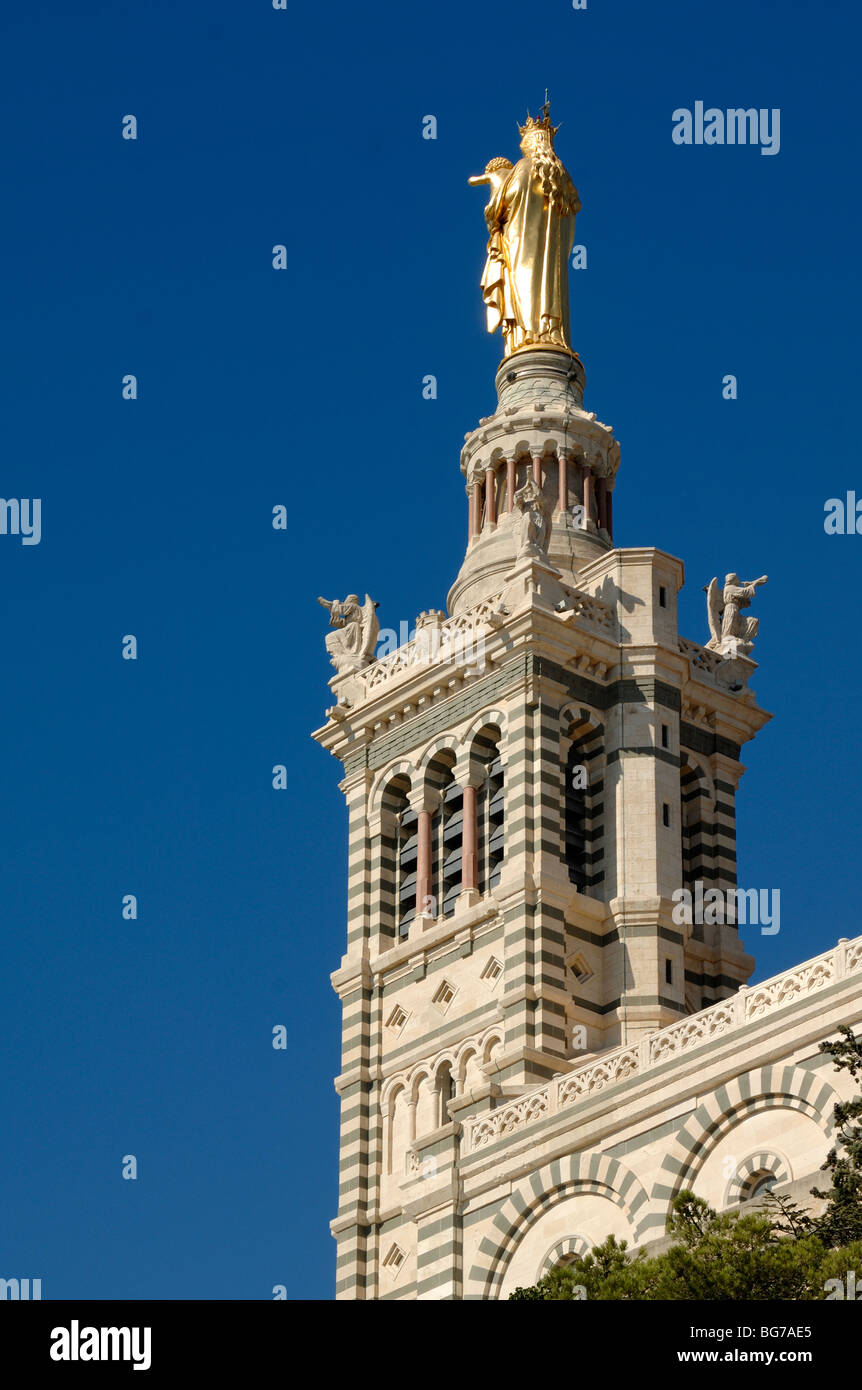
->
466, 1152, 650, 1300
654, 1063, 837, 1208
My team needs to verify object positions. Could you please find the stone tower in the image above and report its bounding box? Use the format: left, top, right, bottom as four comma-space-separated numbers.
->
312, 122, 785, 1298
313, 325, 775, 1295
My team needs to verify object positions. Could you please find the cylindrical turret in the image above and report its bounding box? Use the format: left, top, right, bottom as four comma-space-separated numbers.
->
447, 347, 620, 616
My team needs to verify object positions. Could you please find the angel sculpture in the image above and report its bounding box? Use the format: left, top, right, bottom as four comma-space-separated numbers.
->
513, 475, 552, 558
705, 573, 768, 658
317, 593, 379, 674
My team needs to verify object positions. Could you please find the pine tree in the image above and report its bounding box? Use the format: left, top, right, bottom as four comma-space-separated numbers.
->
762, 1189, 815, 1239
811, 1024, 862, 1246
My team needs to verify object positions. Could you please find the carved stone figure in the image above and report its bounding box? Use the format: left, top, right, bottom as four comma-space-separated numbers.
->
469, 106, 580, 358
317, 594, 379, 674
513, 475, 552, 558
705, 573, 768, 658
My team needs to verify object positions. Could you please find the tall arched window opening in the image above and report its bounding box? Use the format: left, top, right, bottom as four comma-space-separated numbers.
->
680, 756, 713, 922
427, 753, 462, 919
474, 729, 504, 894
380, 777, 415, 941
562, 715, 604, 896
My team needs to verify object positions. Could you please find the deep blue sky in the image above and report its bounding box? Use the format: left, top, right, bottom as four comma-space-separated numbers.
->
2, 0, 860, 1300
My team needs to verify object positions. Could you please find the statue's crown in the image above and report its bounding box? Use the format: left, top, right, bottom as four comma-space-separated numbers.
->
519, 111, 558, 140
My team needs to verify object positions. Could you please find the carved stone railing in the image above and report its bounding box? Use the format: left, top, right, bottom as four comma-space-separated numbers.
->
565, 591, 615, 633
679, 637, 724, 677
352, 587, 615, 699
354, 594, 504, 698
462, 934, 862, 1153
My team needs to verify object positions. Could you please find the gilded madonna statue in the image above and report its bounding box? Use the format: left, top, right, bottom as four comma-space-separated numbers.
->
470, 106, 580, 358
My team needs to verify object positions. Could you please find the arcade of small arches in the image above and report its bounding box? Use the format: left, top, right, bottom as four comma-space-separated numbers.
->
382, 1027, 504, 1176
372, 708, 729, 942
376, 721, 505, 940
464, 445, 614, 543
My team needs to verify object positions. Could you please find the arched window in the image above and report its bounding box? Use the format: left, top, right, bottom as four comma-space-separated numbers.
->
439, 781, 464, 917
397, 804, 418, 938
725, 1151, 790, 1207
563, 715, 604, 895
680, 756, 712, 907
742, 1172, 778, 1202
436, 1062, 456, 1127
477, 742, 504, 894
538, 1236, 590, 1279
427, 752, 462, 919
564, 742, 589, 889
386, 1084, 409, 1176
382, 776, 416, 940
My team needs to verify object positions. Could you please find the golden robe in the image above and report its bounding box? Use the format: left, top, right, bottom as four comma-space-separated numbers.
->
480, 156, 579, 355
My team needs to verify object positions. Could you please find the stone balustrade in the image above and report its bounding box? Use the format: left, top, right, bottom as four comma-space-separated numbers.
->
463, 934, 862, 1153
679, 636, 724, 677
352, 588, 615, 699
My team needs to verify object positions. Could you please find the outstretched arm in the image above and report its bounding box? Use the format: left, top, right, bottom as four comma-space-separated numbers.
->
739, 576, 768, 602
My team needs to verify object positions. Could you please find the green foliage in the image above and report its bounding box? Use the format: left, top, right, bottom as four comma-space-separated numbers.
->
761, 1189, 815, 1239
811, 1025, 862, 1247
510, 1193, 839, 1301
509, 1025, 862, 1300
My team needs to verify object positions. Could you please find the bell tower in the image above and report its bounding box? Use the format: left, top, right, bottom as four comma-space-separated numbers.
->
313, 116, 770, 1300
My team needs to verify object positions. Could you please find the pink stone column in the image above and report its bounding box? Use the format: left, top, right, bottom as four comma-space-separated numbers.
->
506, 457, 516, 511
472, 481, 483, 537
468, 485, 476, 540
597, 477, 607, 531
417, 810, 433, 914
606, 488, 614, 542
462, 784, 478, 893
558, 452, 568, 513
484, 467, 497, 525
582, 467, 594, 527
532, 453, 543, 486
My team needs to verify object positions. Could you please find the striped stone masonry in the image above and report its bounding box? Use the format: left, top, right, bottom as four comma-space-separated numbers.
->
313, 343, 784, 1296
463, 933, 862, 1153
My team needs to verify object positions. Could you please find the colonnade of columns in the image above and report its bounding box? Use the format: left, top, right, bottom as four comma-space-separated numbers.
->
466, 451, 614, 543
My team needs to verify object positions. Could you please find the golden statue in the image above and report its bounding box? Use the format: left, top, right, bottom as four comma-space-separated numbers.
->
470, 106, 580, 358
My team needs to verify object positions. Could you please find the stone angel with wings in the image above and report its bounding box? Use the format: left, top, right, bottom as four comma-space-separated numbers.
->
705, 573, 768, 658
317, 593, 379, 674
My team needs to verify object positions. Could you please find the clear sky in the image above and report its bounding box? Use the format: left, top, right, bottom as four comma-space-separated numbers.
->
2, 0, 861, 1300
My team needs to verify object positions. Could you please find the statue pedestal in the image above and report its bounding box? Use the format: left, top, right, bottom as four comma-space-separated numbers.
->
495, 345, 585, 413
500, 552, 570, 616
